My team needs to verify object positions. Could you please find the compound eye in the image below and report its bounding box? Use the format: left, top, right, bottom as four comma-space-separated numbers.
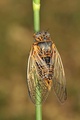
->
45, 31, 48, 34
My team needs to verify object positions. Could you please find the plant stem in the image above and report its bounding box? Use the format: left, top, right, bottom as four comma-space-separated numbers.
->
33, 0, 42, 120
35, 78, 42, 120
35, 101, 42, 120
33, 0, 40, 32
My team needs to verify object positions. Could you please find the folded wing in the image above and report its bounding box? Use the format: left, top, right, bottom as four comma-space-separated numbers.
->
52, 44, 67, 103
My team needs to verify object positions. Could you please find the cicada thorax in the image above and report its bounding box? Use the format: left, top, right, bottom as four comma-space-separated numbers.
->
32, 40, 54, 91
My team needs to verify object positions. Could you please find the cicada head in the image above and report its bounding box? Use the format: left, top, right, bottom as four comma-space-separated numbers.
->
33, 31, 51, 42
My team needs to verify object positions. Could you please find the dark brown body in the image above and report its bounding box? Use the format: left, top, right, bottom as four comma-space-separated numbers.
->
32, 40, 55, 90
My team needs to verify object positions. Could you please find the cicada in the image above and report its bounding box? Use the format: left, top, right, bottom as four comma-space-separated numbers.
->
27, 31, 67, 104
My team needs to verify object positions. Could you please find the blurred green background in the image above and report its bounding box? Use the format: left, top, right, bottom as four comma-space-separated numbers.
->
0, 0, 80, 120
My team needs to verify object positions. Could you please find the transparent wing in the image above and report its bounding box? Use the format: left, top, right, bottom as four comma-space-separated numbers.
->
27, 48, 49, 104
52, 44, 67, 103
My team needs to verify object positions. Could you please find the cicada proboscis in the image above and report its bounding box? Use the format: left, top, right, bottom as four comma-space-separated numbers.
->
27, 31, 67, 104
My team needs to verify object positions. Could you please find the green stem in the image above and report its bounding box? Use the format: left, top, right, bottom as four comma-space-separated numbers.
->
35, 102, 42, 120
35, 78, 42, 120
33, 0, 40, 32
33, 0, 42, 120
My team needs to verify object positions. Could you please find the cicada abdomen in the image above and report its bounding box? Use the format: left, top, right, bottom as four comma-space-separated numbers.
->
27, 31, 67, 104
